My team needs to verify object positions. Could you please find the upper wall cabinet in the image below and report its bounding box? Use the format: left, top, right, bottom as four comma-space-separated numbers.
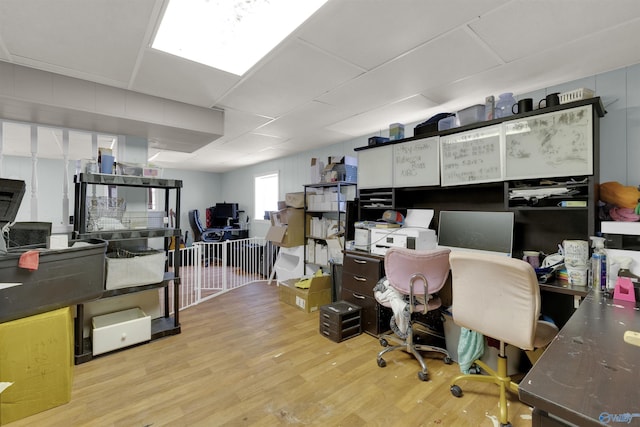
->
393, 136, 439, 187
440, 124, 502, 187
504, 105, 593, 180
357, 144, 393, 189
356, 98, 604, 189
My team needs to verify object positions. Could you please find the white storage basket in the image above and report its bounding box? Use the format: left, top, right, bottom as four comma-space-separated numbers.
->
559, 88, 594, 104
105, 249, 165, 290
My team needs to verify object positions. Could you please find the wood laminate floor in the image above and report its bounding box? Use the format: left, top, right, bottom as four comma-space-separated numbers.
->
10, 281, 534, 426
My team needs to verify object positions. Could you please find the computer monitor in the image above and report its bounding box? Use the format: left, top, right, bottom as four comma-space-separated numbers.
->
7, 222, 52, 248
437, 210, 514, 256
211, 203, 239, 227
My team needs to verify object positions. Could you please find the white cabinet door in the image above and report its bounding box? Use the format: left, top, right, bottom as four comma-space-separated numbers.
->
504, 105, 593, 180
358, 145, 393, 189
393, 136, 440, 187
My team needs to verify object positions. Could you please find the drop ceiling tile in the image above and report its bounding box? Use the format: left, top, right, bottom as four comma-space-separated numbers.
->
133, 49, 241, 108
256, 100, 352, 139
327, 95, 438, 137
219, 39, 363, 117
300, 0, 507, 70
469, 0, 640, 63
218, 132, 285, 154
424, 18, 640, 115
0, 0, 157, 85
317, 28, 500, 114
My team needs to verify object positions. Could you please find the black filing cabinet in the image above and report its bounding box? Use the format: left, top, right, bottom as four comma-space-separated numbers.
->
319, 301, 362, 342
341, 251, 392, 337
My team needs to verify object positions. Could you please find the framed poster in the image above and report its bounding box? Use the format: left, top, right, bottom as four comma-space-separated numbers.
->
504, 105, 593, 180
393, 136, 440, 187
440, 125, 503, 186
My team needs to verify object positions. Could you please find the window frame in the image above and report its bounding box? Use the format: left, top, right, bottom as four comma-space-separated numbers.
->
254, 171, 279, 222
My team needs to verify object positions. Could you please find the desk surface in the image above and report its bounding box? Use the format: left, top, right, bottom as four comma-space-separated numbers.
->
519, 292, 640, 426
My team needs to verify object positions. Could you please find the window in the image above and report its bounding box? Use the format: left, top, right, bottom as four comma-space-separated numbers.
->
254, 172, 279, 220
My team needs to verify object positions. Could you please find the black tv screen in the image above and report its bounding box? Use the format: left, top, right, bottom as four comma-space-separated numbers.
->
214, 203, 238, 220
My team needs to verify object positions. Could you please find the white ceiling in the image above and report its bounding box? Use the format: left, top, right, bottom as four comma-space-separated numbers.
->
1, 0, 640, 173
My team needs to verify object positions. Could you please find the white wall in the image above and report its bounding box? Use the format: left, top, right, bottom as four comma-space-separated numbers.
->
4, 62, 640, 237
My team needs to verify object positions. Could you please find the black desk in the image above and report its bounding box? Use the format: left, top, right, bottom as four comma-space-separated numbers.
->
519, 291, 640, 426
539, 281, 590, 328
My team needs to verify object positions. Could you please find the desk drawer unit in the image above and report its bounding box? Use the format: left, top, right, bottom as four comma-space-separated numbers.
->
342, 252, 391, 336
343, 253, 381, 297
319, 301, 362, 342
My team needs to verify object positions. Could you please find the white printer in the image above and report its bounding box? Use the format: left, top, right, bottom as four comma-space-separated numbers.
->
370, 227, 437, 256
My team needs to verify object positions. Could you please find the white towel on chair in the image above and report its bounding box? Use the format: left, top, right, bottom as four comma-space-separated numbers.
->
374, 278, 410, 339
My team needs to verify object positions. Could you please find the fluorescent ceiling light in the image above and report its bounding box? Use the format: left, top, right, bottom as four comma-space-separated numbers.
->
152, 0, 328, 76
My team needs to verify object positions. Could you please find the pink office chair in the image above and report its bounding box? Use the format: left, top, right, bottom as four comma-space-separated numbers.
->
448, 251, 559, 427
375, 247, 452, 381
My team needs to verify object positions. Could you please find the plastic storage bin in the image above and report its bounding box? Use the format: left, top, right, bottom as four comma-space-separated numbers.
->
438, 115, 458, 131
0, 239, 107, 323
457, 104, 485, 126
319, 300, 362, 342
559, 88, 594, 104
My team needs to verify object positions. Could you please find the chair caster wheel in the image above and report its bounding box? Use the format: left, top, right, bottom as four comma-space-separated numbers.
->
450, 385, 463, 398
418, 371, 429, 381
377, 358, 386, 368
379, 338, 388, 347
443, 356, 452, 364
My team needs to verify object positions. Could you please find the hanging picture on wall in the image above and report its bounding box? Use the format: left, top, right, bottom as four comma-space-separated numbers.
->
440, 124, 503, 186
504, 105, 593, 180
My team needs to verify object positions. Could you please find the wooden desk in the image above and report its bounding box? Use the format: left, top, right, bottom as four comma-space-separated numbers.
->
519, 292, 640, 426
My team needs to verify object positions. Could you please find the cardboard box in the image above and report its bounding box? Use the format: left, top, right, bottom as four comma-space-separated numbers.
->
328, 156, 357, 166
285, 192, 305, 208
278, 275, 332, 313
0, 307, 73, 424
322, 157, 357, 183
310, 158, 324, 184
266, 208, 305, 247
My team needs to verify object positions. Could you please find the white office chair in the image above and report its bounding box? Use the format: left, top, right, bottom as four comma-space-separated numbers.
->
448, 251, 559, 427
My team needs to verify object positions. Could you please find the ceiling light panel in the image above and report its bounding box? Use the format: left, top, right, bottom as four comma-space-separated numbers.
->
152, 0, 328, 76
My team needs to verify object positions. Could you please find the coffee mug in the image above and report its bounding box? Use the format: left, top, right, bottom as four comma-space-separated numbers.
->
523, 250, 540, 268
512, 98, 533, 115
538, 92, 560, 109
